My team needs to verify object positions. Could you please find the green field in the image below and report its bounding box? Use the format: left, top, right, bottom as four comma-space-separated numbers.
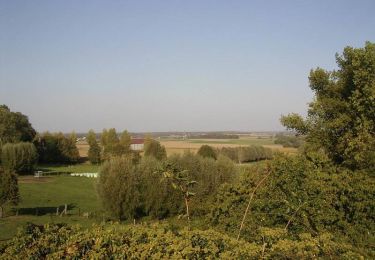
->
0, 171, 102, 241
187, 137, 274, 146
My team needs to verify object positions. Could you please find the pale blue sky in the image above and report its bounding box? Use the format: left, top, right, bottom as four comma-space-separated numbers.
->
1, 0, 374, 132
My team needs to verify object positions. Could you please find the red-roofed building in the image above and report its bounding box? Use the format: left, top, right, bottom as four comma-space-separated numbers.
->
131, 138, 144, 150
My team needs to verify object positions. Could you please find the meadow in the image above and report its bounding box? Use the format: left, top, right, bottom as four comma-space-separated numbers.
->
0, 167, 102, 241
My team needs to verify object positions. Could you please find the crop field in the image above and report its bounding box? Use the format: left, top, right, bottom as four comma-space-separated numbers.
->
160, 135, 297, 155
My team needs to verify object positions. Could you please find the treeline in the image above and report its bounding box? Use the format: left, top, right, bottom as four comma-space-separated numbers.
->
197, 145, 273, 163
219, 146, 273, 163
274, 133, 303, 148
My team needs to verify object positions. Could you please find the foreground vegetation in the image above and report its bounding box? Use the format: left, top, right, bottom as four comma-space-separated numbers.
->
0, 222, 363, 259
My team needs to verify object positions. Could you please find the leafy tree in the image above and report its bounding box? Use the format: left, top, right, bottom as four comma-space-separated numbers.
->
197, 145, 217, 160
87, 130, 101, 164
144, 137, 167, 160
97, 155, 141, 220
0, 105, 36, 146
0, 168, 19, 218
86, 129, 97, 146
100, 128, 133, 160
119, 130, 131, 153
1, 142, 38, 173
281, 42, 375, 170
34, 132, 79, 163
138, 157, 182, 219
162, 164, 197, 227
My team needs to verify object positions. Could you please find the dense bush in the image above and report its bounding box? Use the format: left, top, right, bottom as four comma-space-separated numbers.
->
97, 156, 142, 220
34, 132, 79, 164
219, 145, 273, 163
1, 142, 38, 173
210, 154, 375, 256
144, 137, 167, 160
0, 223, 363, 259
0, 168, 19, 218
197, 145, 217, 159
97, 153, 237, 220
274, 134, 303, 148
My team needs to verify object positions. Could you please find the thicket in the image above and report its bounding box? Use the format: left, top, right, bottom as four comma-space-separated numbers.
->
143, 137, 167, 160
1, 142, 38, 173
0, 168, 19, 218
218, 145, 273, 163
197, 145, 217, 159
210, 154, 374, 255
34, 132, 80, 164
0, 223, 363, 259
97, 153, 237, 221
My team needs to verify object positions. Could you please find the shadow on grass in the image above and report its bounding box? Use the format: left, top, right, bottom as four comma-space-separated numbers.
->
16, 204, 76, 216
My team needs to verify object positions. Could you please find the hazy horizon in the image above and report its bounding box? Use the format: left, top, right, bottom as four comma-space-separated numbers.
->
1, 0, 374, 133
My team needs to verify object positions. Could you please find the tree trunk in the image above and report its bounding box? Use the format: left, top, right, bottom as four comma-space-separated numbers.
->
184, 196, 190, 228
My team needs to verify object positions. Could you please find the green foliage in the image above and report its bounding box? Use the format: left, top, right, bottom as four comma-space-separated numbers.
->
274, 133, 303, 148
1, 142, 38, 173
97, 152, 237, 221
0, 168, 19, 218
100, 128, 132, 160
88, 142, 101, 164
210, 154, 375, 255
144, 137, 167, 160
197, 145, 217, 159
0, 105, 36, 146
281, 42, 375, 170
34, 132, 80, 164
119, 130, 131, 153
97, 156, 141, 220
0, 223, 364, 259
219, 145, 273, 163
87, 130, 101, 164
137, 157, 183, 219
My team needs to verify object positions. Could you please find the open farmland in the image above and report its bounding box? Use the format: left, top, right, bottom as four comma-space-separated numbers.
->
160, 135, 297, 155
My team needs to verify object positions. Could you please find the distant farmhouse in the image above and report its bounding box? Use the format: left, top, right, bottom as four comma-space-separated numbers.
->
131, 138, 144, 150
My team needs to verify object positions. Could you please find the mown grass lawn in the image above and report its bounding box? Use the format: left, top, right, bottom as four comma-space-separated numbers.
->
0, 174, 102, 241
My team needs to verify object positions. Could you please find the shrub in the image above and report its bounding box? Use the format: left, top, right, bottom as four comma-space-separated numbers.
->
97, 155, 141, 220
144, 138, 167, 160
197, 145, 217, 160
1, 142, 38, 173
0, 223, 364, 259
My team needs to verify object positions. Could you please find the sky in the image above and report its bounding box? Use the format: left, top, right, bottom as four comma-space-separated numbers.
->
1, 0, 374, 133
